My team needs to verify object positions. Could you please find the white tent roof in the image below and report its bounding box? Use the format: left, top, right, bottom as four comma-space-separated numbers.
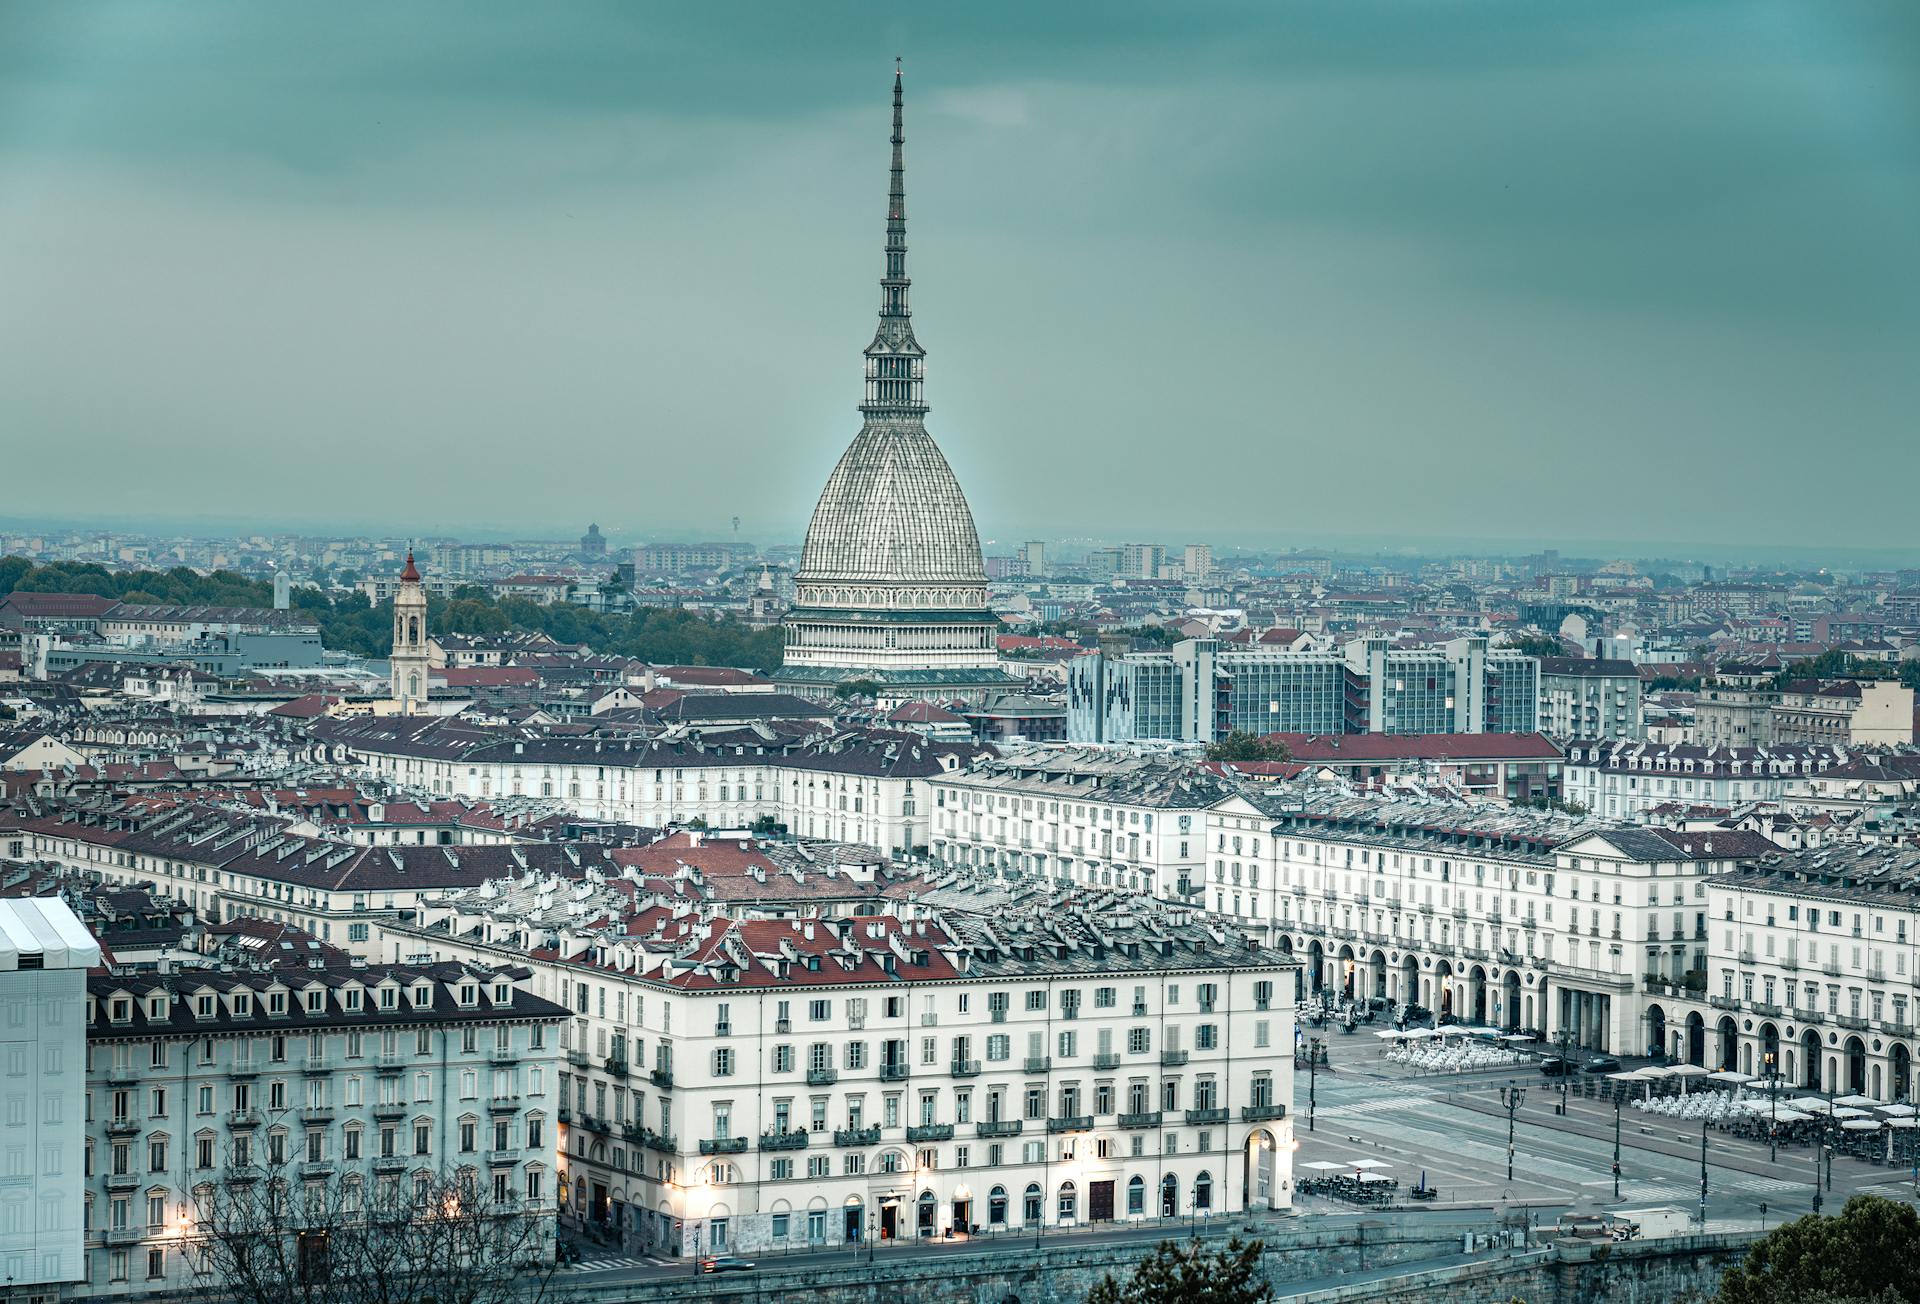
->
0, 897, 99, 971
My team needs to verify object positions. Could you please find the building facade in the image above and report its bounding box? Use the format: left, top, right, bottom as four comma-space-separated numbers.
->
1538, 657, 1644, 742
1562, 741, 1848, 822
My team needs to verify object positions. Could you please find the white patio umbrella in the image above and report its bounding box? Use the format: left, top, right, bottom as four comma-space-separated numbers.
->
1668, 1065, 1712, 1077
1832, 1107, 1871, 1120
1842, 1119, 1883, 1131
1357, 1171, 1394, 1184
1884, 1118, 1920, 1129
1880, 1104, 1918, 1117
1793, 1098, 1832, 1113
1301, 1161, 1348, 1172
1349, 1159, 1392, 1170
1836, 1094, 1879, 1108
1708, 1070, 1755, 1084
1772, 1109, 1812, 1123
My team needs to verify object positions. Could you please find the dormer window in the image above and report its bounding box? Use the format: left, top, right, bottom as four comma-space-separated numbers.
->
232, 993, 253, 1017
344, 989, 362, 1012
305, 990, 325, 1014
111, 998, 131, 1023
492, 983, 510, 1005
412, 985, 433, 1010
268, 992, 287, 1016
379, 987, 397, 1010
195, 995, 215, 1019
459, 984, 478, 1007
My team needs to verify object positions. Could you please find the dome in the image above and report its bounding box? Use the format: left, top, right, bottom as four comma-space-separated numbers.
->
796, 419, 986, 589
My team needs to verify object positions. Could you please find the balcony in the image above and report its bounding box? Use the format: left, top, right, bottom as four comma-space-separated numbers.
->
105, 1171, 140, 1192
976, 1120, 1023, 1138
603, 1059, 629, 1079
698, 1137, 748, 1156
375, 1057, 403, 1076
1751, 1002, 1783, 1018
1046, 1115, 1093, 1134
775, 1018, 792, 1034
1241, 1104, 1288, 1122
224, 1165, 264, 1184
298, 1106, 335, 1125
650, 1067, 674, 1089
1024, 1056, 1052, 1074
644, 1133, 678, 1154
906, 1123, 954, 1143
759, 1130, 810, 1152
489, 1046, 516, 1064
1708, 995, 1739, 1011
566, 1049, 589, 1069
806, 1068, 839, 1087
557, 1106, 573, 1124
833, 1126, 880, 1147
1160, 1050, 1189, 1067
371, 1102, 406, 1121
1838, 1014, 1870, 1032
1118, 1111, 1163, 1129
104, 1225, 146, 1247
299, 1160, 335, 1180
990, 1009, 1008, 1023
373, 1156, 407, 1174
487, 1095, 518, 1114
1184, 1108, 1229, 1126
879, 1064, 911, 1082
486, 1149, 519, 1167
1093, 1053, 1121, 1070
105, 1115, 141, 1136
227, 1062, 260, 1079
578, 1114, 610, 1135
950, 1059, 982, 1078
225, 1108, 262, 1129
302, 1057, 331, 1076
1132, 1004, 1149, 1017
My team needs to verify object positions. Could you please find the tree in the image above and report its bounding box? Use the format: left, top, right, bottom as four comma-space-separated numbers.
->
1713, 1196, 1920, 1304
834, 677, 884, 700
188, 1164, 566, 1304
1204, 731, 1292, 764
1499, 635, 1565, 659
1087, 1238, 1273, 1304
750, 814, 782, 836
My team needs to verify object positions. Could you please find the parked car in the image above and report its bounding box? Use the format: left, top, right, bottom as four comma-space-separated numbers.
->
700, 1256, 756, 1274
1538, 1055, 1578, 1077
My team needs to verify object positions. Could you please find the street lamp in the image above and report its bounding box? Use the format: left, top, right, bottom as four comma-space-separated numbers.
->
1612, 1091, 1622, 1201
1698, 1117, 1709, 1228
1765, 1051, 1779, 1163
1499, 1081, 1525, 1184
1555, 1026, 1575, 1116
1308, 1038, 1324, 1133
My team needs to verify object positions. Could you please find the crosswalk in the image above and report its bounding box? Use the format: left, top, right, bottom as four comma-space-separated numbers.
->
559, 1253, 662, 1274
1316, 1096, 1430, 1119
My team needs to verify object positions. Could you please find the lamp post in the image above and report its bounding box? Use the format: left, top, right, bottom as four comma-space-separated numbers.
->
1555, 1026, 1575, 1116
1765, 1051, 1778, 1163
1612, 1092, 1622, 1201
1698, 1117, 1709, 1228
1499, 1081, 1525, 1184
1308, 1038, 1323, 1133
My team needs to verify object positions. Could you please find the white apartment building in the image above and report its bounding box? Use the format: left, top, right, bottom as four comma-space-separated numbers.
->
78, 961, 566, 1296
0, 898, 98, 1303
312, 717, 981, 858
1537, 657, 1643, 742
1563, 740, 1848, 822
380, 881, 1296, 1259
925, 749, 1230, 900
1206, 790, 1763, 1055
1663, 842, 1920, 1102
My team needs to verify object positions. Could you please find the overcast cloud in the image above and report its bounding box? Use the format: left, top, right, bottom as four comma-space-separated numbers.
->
1, 1, 1915, 553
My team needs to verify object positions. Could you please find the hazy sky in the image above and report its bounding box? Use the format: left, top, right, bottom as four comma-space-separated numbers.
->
2, 1, 1916, 554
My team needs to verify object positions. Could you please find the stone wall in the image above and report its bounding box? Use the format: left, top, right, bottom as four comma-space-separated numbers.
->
571, 1220, 1756, 1304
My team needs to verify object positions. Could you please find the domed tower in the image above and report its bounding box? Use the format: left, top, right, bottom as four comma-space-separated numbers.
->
781, 64, 1009, 702
390, 549, 430, 713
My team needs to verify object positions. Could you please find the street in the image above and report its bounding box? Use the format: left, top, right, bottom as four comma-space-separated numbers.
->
1297, 1031, 1919, 1234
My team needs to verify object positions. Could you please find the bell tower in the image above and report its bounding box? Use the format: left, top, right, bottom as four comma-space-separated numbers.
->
390, 549, 430, 713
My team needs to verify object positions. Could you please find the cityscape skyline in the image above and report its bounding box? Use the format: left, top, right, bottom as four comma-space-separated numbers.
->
4, 1, 1916, 548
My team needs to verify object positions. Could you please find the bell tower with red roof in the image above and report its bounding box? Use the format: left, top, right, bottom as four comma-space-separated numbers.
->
391, 548, 430, 713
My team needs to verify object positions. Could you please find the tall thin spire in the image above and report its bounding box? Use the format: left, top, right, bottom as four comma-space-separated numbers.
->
861, 59, 926, 418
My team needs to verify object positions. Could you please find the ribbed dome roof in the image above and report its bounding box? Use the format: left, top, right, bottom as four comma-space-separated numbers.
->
796, 419, 985, 587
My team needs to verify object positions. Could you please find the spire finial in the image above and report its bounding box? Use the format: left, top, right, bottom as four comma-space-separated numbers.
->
860, 61, 927, 417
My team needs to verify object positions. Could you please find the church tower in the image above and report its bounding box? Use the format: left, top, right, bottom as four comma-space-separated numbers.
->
390, 549, 430, 713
